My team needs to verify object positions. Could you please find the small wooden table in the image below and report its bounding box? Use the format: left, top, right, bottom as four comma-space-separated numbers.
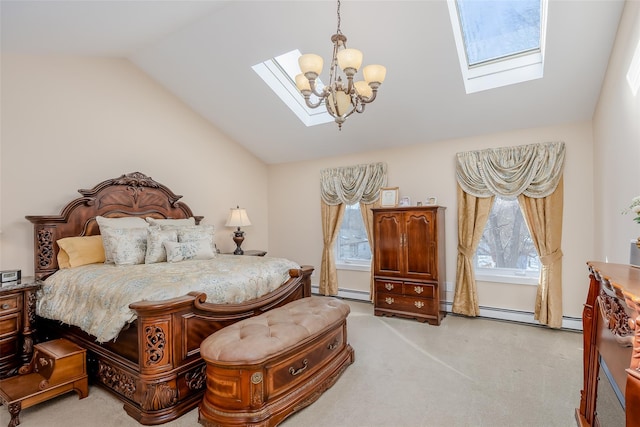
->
223, 250, 267, 256
0, 338, 88, 427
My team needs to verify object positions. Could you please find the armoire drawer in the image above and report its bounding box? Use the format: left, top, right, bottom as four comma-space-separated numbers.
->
375, 279, 403, 295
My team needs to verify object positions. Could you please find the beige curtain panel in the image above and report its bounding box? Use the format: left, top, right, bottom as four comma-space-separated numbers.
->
454, 141, 565, 328
456, 141, 565, 198
320, 162, 387, 205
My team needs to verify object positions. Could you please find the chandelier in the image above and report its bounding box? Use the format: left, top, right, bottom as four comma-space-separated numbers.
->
295, 0, 386, 130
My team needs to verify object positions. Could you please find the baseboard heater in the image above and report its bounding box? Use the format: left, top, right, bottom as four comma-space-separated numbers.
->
311, 285, 582, 331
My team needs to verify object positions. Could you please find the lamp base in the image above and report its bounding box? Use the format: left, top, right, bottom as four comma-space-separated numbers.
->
232, 230, 245, 255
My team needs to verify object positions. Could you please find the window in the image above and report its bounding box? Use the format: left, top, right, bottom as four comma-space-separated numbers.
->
447, 0, 547, 93
335, 204, 371, 270
252, 49, 333, 127
475, 196, 540, 285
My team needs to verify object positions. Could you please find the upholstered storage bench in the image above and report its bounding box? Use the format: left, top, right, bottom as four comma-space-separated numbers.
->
198, 296, 354, 427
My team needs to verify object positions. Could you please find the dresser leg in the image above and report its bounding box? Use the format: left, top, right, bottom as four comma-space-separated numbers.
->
8, 401, 21, 427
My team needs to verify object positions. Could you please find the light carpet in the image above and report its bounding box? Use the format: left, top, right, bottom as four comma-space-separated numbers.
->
0, 300, 583, 427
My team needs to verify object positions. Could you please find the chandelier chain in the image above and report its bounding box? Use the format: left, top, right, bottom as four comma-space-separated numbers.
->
336, 0, 342, 35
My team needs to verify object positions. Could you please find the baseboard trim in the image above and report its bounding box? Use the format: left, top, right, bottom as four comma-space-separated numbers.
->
311, 285, 370, 302
443, 301, 582, 331
311, 285, 582, 331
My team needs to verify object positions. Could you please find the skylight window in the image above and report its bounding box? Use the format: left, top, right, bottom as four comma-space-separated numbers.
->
447, 0, 547, 94
252, 50, 332, 127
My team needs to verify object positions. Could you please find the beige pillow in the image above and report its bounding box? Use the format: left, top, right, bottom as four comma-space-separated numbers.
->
56, 235, 106, 269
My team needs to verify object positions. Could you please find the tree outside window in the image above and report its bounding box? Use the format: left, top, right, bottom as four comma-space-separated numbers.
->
475, 196, 540, 279
336, 204, 371, 266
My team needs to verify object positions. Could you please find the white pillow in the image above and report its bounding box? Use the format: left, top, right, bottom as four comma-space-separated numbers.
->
145, 217, 196, 227
101, 227, 148, 266
145, 227, 178, 264
96, 216, 148, 263
176, 225, 216, 253
164, 239, 215, 263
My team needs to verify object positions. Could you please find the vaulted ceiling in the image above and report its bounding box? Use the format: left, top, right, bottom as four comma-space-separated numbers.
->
1, 1, 625, 164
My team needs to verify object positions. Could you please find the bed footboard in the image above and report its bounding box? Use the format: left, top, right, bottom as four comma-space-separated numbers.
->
41, 265, 313, 425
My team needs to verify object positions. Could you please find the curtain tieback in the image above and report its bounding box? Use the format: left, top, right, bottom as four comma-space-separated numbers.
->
457, 245, 475, 259
540, 249, 563, 266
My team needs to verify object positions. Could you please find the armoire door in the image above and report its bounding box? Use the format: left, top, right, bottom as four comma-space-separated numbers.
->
403, 210, 437, 281
373, 212, 403, 277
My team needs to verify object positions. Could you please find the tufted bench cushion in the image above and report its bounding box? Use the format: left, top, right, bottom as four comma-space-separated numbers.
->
198, 296, 354, 427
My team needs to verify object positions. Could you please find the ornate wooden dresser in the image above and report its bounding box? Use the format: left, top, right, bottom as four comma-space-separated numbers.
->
576, 262, 640, 427
372, 206, 446, 325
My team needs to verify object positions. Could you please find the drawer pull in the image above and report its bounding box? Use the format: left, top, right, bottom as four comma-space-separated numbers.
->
1, 303, 9, 310
327, 339, 340, 350
385, 297, 394, 305
289, 359, 308, 376
414, 301, 425, 309
414, 286, 423, 294
384, 283, 394, 291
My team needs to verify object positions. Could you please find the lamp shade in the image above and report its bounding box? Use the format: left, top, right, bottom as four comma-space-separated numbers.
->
363, 64, 387, 84
354, 80, 373, 98
337, 48, 363, 72
298, 54, 323, 76
295, 73, 311, 92
225, 207, 251, 228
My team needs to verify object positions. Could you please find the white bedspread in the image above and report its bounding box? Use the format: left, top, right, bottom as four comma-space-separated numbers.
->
37, 255, 300, 343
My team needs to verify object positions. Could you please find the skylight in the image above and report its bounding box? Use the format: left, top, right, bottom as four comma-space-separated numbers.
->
447, 0, 547, 94
252, 50, 332, 127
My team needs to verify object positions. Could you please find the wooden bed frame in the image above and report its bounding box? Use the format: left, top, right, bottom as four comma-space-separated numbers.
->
25, 172, 313, 425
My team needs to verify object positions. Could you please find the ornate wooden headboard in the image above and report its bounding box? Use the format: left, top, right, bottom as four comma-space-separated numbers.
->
25, 172, 202, 280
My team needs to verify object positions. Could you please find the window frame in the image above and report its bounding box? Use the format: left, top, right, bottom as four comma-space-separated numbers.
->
446, 0, 548, 94
474, 196, 541, 286
334, 203, 372, 272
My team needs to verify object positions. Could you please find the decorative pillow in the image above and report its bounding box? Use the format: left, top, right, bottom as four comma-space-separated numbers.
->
164, 239, 216, 263
100, 227, 148, 266
145, 217, 196, 227
176, 225, 216, 253
56, 235, 106, 269
96, 216, 148, 263
145, 227, 178, 264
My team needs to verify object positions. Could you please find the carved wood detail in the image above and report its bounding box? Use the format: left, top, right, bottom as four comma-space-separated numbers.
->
144, 325, 166, 366
600, 292, 633, 338
97, 361, 136, 400
185, 364, 207, 391
141, 382, 177, 411
36, 228, 54, 269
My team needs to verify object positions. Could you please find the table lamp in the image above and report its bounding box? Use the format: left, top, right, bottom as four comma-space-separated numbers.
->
225, 206, 251, 255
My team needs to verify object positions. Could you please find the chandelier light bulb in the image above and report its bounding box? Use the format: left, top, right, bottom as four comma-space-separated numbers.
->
354, 80, 373, 98
295, 73, 311, 92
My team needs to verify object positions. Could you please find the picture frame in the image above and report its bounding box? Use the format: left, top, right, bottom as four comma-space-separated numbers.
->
399, 196, 411, 207
380, 187, 399, 207
425, 196, 438, 206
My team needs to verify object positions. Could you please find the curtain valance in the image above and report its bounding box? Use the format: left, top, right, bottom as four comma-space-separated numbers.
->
320, 162, 387, 205
456, 141, 565, 198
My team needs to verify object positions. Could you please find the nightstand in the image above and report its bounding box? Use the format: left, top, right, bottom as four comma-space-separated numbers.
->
0, 279, 40, 379
224, 250, 267, 257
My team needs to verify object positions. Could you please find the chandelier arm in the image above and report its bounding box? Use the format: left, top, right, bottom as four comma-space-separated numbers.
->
359, 89, 379, 104
303, 96, 324, 109
308, 79, 326, 98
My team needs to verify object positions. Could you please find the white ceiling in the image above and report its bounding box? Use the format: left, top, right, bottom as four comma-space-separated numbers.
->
1, 1, 625, 164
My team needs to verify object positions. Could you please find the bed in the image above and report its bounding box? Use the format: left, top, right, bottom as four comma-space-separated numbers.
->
25, 172, 313, 425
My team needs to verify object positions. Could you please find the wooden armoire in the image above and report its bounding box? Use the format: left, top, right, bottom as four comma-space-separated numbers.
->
372, 206, 446, 325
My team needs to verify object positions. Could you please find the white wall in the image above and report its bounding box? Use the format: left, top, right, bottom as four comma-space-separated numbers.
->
0, 55, 269, 273
593, 1, 640, 263
268, 123, 594, 319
